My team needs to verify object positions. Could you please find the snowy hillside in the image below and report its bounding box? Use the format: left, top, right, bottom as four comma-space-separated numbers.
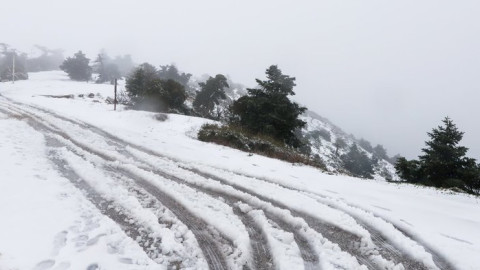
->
215, 82, 398, 180
300, 111, 399, 181
0, 71, 479, 270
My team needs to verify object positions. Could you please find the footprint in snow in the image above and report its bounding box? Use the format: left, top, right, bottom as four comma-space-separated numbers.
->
33, 260, 55, 270
118, 258, 134, 264
86, 263, 99, 270
87, 234, 106, 246
52, 231, 68, 256
52, 262, 71, 270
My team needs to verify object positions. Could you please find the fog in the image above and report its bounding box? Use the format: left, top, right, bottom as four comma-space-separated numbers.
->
2, 0, 479, 159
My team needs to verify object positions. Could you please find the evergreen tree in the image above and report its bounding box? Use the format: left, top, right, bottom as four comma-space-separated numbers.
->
230, 65, 306, 147
60, 51, 92, 81
94, 53, 121, 84
394, 157, 422, 183
419, 117, 471, 187
341, 144, 375, 179
193, 74, 228, 118
157, 65, 191, 86
358, 138, 373, 153
126, 63, 186, 112
373, 144, 389, 160
395, 117, 480, 194
125, 63, 158, 98
159, 79, 187, 111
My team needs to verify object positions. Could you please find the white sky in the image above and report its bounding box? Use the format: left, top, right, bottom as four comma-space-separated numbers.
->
2, 0, 479, 159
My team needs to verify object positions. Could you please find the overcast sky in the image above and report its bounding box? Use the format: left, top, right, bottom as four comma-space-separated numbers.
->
2, 0, 479, 159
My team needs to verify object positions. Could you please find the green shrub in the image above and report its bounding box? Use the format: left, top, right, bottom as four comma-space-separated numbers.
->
442, 178, 466, 189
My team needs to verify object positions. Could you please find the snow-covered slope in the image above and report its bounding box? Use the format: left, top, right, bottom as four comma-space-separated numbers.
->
0, 71, 479, 270
301, 110, 399, 180
215, 82, 398, 180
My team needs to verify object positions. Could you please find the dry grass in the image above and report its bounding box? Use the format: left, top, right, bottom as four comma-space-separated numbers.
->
198, 124, 327, 170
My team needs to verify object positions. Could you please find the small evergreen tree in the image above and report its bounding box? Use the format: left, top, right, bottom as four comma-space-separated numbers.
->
394, 157, 423, 183
193, 74, 229, 118
341, 144, 375, 179
230, 65, 306, 147
420, 117, 471, 187
395, 117, 480, 194
60, 51, 92, 81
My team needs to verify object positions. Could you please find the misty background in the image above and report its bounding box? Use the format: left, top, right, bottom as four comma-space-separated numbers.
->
1, 0, 479, 160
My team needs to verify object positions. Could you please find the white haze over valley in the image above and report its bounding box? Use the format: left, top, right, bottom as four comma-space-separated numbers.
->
2, 0, 479, 159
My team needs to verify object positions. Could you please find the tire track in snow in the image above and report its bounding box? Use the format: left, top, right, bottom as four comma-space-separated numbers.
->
0, 106, 166, 264
0, 101, 367, 269
1, 101, 384, 269
1, 97, 454, 269
0, 100, 364, 269
182, 167, 378, 270
123, 165, 311, 270
0, 99, 292, 270
0, 104, 229, 270
198, 168, 457, 270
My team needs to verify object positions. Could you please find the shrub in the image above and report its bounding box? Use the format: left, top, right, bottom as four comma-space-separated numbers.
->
198, 124, 326, 170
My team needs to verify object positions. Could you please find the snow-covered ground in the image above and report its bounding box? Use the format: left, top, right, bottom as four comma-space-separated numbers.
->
0, 71, 479, 270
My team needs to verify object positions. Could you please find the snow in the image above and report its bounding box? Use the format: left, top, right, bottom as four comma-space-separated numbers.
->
0, 118, 158, 270
238, 203, 304, 270
0, 71, 479, 269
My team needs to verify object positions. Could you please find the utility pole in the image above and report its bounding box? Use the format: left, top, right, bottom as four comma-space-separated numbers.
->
114, 78, 117, 111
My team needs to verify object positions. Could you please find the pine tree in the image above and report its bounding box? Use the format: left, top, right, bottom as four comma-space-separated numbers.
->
419, 117, 470, 186
373, 144, 388, 160
125, 63, 186, 112
60, 51, 92, 81
94, 53, 121, 84
193, 74, 228, 118
341, 144, 375, 179
230, 65, 306, 147
395, 117, 480, 193
125, 63, 158, 99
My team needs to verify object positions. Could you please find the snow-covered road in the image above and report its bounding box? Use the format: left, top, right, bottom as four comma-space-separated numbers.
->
1, 72, 479, 270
